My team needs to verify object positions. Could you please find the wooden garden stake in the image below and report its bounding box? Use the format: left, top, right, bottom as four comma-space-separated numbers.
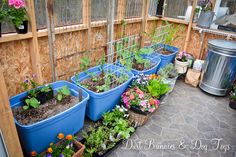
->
0, 68, 23, 157
184, 0, 197, 52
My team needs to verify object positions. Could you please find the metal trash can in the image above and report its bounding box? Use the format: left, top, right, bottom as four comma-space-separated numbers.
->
200, 39, 236, 96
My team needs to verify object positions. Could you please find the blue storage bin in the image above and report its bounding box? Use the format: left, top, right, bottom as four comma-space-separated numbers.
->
151, 44, 179, 71
71, 64, 133, 121
10, 81, 89, 155
117, 53, 161, 75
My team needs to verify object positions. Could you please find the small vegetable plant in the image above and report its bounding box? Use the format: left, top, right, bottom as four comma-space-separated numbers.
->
56, 86, 71, 101
83, 106, 134, 157
23, 97, 40, 110
147, 79, 170, 98
133, 47, 154, 69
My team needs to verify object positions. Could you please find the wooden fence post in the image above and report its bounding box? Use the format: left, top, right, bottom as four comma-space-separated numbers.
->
140, 0, 150, 47
83, 0, 91, 52
0, 68, 23, 157
45, 0, 57, 81
27, 0, 43, 84
117, 0, 126, 21
183, 0, 197, 52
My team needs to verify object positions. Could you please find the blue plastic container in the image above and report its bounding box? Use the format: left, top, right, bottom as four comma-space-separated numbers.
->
10, 81, 89, 155
152, 44, 179, 71
131, 54, 161, 75
71, 64, 133, 121
117, 53, 161, 75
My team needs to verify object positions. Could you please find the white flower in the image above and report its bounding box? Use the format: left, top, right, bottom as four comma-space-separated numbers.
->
101, 143, 107, 150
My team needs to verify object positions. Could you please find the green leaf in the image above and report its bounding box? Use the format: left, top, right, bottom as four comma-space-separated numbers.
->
61, 86, 70, 95
23, 105, 29, 110
30, 98, 40, 108
57, 94, 63, 101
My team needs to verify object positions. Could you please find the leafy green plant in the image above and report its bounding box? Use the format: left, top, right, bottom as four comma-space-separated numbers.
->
147, 79, 170, 98
158, 63, 178, 79
113, 118, 134, 139
83, 106, 133, 157
0, 1, 8, 23
23, 97, 40, 110
133, 47, 154, 69
56, 86, 70, 101
80, 56, 90, 72
40, 85, 52, 93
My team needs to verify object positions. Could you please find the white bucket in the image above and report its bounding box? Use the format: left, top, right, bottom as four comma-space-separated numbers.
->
175, 58, 189, 74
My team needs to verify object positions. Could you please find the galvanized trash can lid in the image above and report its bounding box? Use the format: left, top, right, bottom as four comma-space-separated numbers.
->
208, 39, 236, 56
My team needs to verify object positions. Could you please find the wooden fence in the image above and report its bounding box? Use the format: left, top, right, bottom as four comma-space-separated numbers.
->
0, 0, 235, 155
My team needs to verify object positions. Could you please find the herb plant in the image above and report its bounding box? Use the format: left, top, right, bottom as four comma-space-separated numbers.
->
158, 63, 178, 79
56, 86, 71, 101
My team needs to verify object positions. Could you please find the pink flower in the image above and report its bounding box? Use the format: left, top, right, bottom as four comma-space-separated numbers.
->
8, 0, 25, 9
139, 94, 144, 99
149, 108, 155, 113
129, 94, 135, 100
156, 100, 160, 106
122, 96, 129, 104
140, 100, 147, 107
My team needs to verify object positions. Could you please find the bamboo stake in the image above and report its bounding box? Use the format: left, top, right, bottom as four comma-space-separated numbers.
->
27, 0, 43, 84
184, 0, 197, 52
140, 0, 150, 47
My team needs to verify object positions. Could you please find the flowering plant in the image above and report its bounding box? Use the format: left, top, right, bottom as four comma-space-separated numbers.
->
176, 51, 190, 62
230, 85, 236, 102
7, 0, 28, 28
132, 73, 160, 92
121, 87, 159, 113
198, 0, 212, 12
31, 133, 78, 157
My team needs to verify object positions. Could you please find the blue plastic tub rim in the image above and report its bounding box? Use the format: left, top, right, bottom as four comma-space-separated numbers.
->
150, 44, 179, 57
71, 64, 134, 96
10, 80, 89, 130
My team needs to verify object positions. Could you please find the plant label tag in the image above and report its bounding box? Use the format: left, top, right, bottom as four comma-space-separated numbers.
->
18, 25, 24, 29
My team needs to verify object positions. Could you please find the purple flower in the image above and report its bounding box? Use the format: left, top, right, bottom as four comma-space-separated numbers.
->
46, 154, 52, 157
59, 154, 65, 157
24, 79, 29, 83
32, 74, 36, 78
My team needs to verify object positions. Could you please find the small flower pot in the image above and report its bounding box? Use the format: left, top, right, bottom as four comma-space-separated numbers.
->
175, 58, 189, 74
15, 21, 28, 34
41, 140, 85, 157
229, 99, 236, 110
197, 11, 215, 28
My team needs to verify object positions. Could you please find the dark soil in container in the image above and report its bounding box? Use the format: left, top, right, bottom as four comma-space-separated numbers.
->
80, 73, 126, 93
12, 95, 80, 125
154, 47, 173, 55
132, 60, 154, 71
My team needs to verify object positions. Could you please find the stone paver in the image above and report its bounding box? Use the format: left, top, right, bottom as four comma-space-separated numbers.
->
107, 81, 236, 157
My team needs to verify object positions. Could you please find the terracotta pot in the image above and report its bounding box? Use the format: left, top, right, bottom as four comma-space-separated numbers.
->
229, 100, 236, 110
73, 140, 85, 157
41, 140, 85, 157
175, 58, 189, 74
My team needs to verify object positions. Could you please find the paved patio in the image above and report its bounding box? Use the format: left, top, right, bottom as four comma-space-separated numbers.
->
106, 80, 236, 157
